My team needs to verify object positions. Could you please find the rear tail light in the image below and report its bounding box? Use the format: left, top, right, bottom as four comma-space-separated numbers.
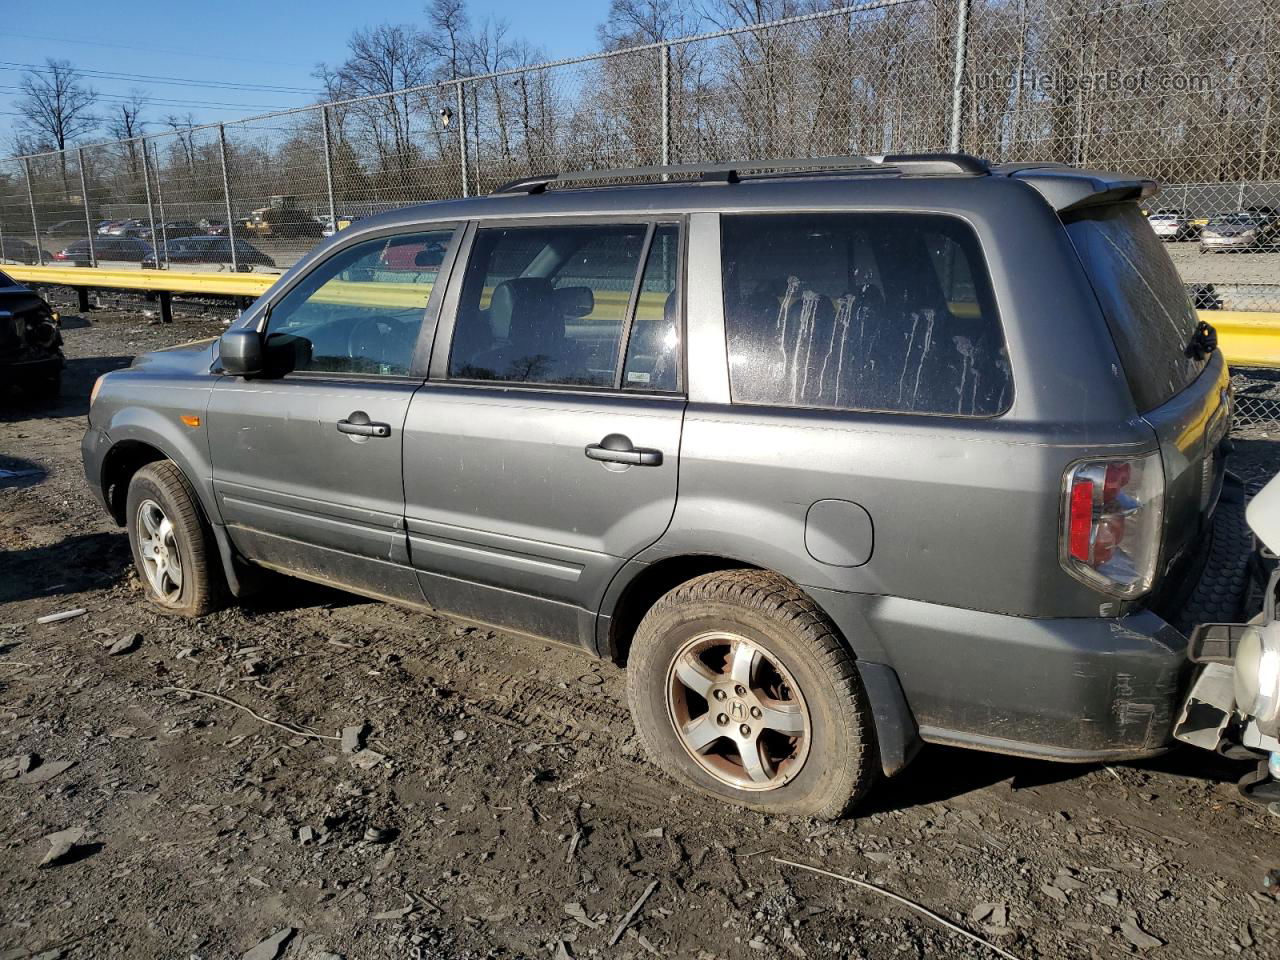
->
53, 250, 67, 260
1061, 454, 1164, 598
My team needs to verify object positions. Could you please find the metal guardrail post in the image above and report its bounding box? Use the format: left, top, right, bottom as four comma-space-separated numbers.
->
456, 80, 469, 198
140, 141, 160, 267
948, 0, 971, 153
22, 156, 42, 265
218, 125, 239, 273
660, 44, 671, 171
77, 147, 96, 268
321, 105, 338, 230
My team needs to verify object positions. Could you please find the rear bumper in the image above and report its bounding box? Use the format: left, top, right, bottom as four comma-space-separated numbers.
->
873, 600, 1190, 761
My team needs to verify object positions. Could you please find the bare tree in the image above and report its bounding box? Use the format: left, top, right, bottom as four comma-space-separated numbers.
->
13, 58, 98, 153
106, 90, 148, 181
13, 58, 97, 196
426, 0, 472, 80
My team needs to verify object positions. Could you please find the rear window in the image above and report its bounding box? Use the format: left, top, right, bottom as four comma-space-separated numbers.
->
1065, 203, 1207, 412
721, 213, 1011, 416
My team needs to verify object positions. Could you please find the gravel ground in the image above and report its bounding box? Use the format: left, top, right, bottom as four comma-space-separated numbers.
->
1, 301, 1278, 960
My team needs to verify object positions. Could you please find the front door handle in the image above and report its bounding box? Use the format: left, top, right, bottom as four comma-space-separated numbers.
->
337, 410, 391, 438
585, 433, 663, 466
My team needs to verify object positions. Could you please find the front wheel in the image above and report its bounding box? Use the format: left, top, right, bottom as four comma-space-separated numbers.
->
626, 570, 877, 819
125, 461, 221, 617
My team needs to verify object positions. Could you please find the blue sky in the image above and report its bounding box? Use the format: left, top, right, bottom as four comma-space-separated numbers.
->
1, 0, 610, 147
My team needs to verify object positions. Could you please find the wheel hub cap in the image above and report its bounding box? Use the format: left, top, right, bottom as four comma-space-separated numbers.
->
666, 631, 811, 792
136, 498, 183, 604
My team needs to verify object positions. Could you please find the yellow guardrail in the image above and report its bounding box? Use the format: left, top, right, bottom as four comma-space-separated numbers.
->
1203, 311, 1280, 368
7, 264, 1280, 368
5, 264, 278, 298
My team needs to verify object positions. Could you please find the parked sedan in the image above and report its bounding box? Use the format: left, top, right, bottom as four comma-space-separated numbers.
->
137, 221, 205, 241
1146, 208, 1198, 241
52, 237, 153, 266
1200, 211, 1280, 252
106, 219, 148, 237
142, 236, 276, 271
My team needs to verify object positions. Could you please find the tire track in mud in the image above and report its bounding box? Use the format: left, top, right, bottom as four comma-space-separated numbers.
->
326, 602, 636, 745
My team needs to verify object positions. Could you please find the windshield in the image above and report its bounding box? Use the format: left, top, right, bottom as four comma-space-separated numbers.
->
1065, 202, 1208, 412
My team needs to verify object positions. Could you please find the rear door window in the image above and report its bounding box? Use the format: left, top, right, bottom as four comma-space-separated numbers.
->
721, 213, 1010, 416
448, 223, 650, 388
1064, 203, 1207, 412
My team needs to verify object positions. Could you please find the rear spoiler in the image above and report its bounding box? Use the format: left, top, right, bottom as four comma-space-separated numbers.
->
992, 163, 1160, 213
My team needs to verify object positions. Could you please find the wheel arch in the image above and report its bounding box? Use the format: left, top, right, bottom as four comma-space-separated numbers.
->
98, 432, 252, 598
601, 554, 921, 778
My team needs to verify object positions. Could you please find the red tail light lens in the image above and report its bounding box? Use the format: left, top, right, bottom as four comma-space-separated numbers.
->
1061, 454, 1164, 598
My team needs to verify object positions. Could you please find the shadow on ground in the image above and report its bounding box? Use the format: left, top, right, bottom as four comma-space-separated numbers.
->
0, 455, 46, 490
0, 531, 129, 603
0, 356, 132, 422
864, 740, 1256, 814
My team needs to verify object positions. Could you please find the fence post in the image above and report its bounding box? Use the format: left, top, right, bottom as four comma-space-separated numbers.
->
218, 125, 239, 273
948, 0, 971, 153
456, 80, 469, 198
78, 147, 97, 268
660, 44, 671, 171
321, 105, 338, 230
22, 156, 42, 265
148, 143, 170, 268
140, 140, 159, 268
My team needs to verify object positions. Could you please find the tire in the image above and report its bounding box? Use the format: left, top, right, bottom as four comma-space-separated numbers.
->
125, 460, 222, 617
625, 570, 877, 819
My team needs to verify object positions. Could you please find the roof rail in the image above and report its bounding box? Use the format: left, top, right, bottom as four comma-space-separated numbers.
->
491, 153, 990, 194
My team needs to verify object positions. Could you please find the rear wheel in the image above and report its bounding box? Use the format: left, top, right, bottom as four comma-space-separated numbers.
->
626, 570, 877, 819
125, 461, 221, 617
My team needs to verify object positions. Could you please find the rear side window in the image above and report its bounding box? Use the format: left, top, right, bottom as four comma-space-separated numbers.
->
721, 213, 1010, 416
1064, 203, 1206, 412
449, 223, 652, 388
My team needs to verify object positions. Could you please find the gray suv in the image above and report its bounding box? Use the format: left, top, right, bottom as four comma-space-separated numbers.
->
82, 155, 1232, 818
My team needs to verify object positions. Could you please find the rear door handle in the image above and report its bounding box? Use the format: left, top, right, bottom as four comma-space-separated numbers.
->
337, 410, 391, 438
585, 433, 663, 466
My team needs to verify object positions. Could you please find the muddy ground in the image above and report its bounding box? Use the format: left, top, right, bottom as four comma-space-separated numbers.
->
1, 300, 1278, 960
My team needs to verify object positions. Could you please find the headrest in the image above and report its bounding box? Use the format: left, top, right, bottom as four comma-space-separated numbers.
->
553, 286, 594, 318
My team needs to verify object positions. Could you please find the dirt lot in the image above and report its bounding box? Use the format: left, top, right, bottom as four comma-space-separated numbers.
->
1, 303, 1278, 960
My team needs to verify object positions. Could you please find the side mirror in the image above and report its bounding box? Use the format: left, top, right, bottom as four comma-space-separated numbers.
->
219, 328, 264, 376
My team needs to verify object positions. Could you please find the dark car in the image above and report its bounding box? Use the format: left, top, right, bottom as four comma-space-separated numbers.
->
84, 154, 1237, 819
0, 269, 63, 400
137, 220, 205, 241
205, 217, 253, 237
143, 236, 276, 271
0, 237, 51, 265
52, 237, 153, 266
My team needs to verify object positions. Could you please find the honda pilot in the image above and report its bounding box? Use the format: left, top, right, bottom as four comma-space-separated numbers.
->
83, 155, 1234, 818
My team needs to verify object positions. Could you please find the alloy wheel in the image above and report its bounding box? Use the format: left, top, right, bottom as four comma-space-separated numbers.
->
665, 631, 811, 790
136, 498, 184, 604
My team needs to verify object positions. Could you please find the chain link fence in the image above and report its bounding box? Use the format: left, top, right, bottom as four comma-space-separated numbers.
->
1, 0, 1278, 307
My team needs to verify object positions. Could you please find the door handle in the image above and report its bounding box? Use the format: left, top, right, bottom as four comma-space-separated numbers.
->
337, 410, 391, 438
585, 433, 663, 466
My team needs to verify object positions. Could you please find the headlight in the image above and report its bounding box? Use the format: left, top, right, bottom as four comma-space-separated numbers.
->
89, 373, 106, 409
1234, 621, 1280, 736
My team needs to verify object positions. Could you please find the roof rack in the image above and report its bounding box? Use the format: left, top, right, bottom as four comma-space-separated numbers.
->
492, 153, 990, 194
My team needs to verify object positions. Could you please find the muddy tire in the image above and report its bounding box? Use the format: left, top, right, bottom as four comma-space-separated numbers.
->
125, 460, 221, 618
626, 570, 877, 819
